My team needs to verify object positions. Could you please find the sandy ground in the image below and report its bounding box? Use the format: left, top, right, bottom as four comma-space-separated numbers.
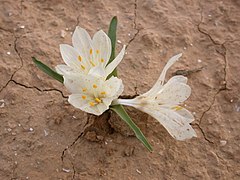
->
0, 0, 240, 179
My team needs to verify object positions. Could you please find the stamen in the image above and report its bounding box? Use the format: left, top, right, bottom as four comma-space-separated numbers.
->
100, 58, 104, 63
90, 49, 93, 55
100, 91, 106, 95
82, 88, 87, 92
172, 106, 183, 111
78, 56, 82, 62
96, 50, 100, 54
82, 95, 86, 99
89, 102, 95, 106
95, 98, 101, 103
93, 84, 97, 88
90, 61, 96, 67
81, 65, 85, 70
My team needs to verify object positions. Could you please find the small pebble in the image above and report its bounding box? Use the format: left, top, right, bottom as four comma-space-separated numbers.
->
183, 47, 187, 50
62, 168, 70, 173
220, 140, 227, 146
128, 33, 131, 36
136, 169, 142, 174
208, 14, 212, 17
12, 132, 17, 136
197, 59, 202, 63
117, 40, 122, 44
8, 12, 13, 16
7, 128, 12, 132
44, 129, 49, 136
7, 52, 11, 55
190, 43, 193, 46
230, 99, 233, 103
60, 30, 67, 38
20, 25, 25, 29
29, 128, 34, 132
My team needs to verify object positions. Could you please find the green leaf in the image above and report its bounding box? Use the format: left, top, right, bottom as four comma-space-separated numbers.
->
111, 105, 153, 152
32, 57, 63, 83
107, 16, 118, 78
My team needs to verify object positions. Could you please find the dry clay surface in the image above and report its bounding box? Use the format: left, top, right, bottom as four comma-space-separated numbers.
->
0, 0, 240, 179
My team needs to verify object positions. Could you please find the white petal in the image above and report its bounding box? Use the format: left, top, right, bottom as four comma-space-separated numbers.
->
156, 80, 191, 105
68, 94, 103, 116
96, 103, 108, 115
72, 26, 92, 63
105, 76, 124, 98
88, 65, 106, 78
92, 30, 111, 66
62, 73, 102, 95
60, 44, 82, 69
168, 75, 188, 84
55, 64, 80, 76
139, 104, 197, 140
144, 53, 182, 97
105, 45, 126, 77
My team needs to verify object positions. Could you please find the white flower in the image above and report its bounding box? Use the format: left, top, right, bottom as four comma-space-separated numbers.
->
56, 26, 125, 79
114, 53, 197, 140
63, 72, 124, 116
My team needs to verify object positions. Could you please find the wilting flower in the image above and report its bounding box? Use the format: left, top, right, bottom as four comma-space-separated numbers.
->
114, 53, 197, 140
56, 26, 125, 79
63, 72, 124, 115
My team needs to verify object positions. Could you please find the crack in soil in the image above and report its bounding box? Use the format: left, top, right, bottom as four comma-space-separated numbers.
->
0, 35, 24, 94
61, 117, 95, 179
194, 6, 233, 144
126, 0, 140, 49
11, 79, 67, 98
0, 33, 67, 99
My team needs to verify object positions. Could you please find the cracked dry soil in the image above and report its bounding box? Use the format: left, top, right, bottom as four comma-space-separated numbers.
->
0, 0, 240, 179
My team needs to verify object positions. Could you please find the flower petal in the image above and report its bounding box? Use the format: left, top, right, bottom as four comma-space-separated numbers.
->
72, 26, 92, 64
88, 65, 106, 78
60, 44, 83, 70
55, 64, 80, 76
68, 94, 103, 115
105, 45, 126, 77
92, 30, 111, 67
105, 76, 124, 98
156, 80, 191, 105
139, 104, 197, 140
144, 53, 182, 97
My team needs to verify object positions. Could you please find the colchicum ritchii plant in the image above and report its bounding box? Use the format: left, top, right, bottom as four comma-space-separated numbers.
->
33, 17, 196, 151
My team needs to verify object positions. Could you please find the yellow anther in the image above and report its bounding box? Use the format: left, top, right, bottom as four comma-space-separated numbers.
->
96, 50, 100, 54
89, 102, 95, 106
93, 84, 97, 88
172, 106, 183, 111
95, 98, 101, 103
82, 95, 86, 100
100, 91, 106, 95
90, 49, 93, 55
78, 56, 82, 62
82, 88, 87, 92
100, 58, 104, 63
90, 61, 96, 67
81, 65, 85, 70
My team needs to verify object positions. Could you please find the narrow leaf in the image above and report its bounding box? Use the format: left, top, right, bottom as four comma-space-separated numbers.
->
111, 105, 153, 152
107, 16, 118, 78
32, 57, 63, 83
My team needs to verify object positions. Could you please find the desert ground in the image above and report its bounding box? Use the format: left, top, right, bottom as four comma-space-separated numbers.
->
0, 0, 240, 179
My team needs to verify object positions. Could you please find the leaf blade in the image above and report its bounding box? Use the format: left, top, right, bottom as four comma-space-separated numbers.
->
111, 105, 153, 152
32, 57, 63, 83
107, 16, 118, 78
